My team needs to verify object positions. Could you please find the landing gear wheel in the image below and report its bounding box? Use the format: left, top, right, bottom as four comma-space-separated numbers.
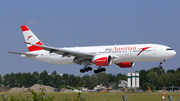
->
98, 69, 102, 72
158, 60, 165, 69
94, 67, 106, 73
158, 66, 162, 69
94, 70, 99, 73
80, 66, 93, 73
88, 67, 92, 71
84, 68, 89, 72
80, 69, 85, 73
101, 68, 106, 71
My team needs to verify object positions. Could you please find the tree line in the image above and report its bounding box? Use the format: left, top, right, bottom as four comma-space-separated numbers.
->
140, 67, 180, 90
0, 67, 179, 90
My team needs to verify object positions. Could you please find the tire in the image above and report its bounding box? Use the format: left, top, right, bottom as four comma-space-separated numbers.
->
101, 68, 106, 71
88, 67, 92, 71
98, 69, 102, 72
84, 68, 89, 72
94, 70, 98, 73
158, 66, 162, 69
80, 69, 85, 73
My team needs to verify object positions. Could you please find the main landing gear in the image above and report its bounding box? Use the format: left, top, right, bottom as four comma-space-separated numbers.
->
158, 60, 166, 69
94, 66, 106, 74
79, 65, 106, 73
80, 66, 92, 73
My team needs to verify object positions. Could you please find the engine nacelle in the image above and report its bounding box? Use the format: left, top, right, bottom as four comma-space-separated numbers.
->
118, 62, 134, 68
92, 55, 112, 66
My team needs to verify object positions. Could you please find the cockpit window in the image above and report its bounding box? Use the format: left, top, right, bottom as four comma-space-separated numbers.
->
166, 48, 173, 51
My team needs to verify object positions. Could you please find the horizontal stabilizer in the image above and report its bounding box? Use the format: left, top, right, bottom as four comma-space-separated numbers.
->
6, 51, 37, 56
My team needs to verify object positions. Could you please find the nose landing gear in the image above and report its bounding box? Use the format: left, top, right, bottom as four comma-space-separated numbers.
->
158, 60, 166, 69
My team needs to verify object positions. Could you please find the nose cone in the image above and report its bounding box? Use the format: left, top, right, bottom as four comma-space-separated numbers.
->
172, 50, 177, 57
166, 50, 176, 58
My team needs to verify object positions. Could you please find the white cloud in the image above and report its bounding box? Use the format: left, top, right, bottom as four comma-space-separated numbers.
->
27, 20, 38, 24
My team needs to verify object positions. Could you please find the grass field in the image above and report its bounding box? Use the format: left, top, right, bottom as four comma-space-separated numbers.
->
0, 92, 179, 101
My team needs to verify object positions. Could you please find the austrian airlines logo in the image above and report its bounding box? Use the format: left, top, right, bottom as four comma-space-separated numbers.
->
27, 35, 33, 41
137, 47, 151, 56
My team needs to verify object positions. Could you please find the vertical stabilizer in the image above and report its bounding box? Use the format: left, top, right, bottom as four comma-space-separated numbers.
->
21, 25, 44, 52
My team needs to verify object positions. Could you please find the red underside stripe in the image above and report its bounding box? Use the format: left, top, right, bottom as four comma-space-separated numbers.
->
28, 41, 43, 52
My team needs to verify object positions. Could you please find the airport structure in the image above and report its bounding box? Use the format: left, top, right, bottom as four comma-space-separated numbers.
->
136, 72, 140, 88
132, 72, 136, 88
127, 71, 140, 89
127, 72, 131, 88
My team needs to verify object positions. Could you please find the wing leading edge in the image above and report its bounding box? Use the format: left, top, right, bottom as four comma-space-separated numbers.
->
25, 43, 94, 58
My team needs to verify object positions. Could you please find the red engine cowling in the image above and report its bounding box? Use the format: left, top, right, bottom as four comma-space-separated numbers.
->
118, 62, 134, 68
92, 55, 112, 66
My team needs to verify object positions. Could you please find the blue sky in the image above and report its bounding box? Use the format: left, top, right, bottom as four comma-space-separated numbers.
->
1, 1, 180, 76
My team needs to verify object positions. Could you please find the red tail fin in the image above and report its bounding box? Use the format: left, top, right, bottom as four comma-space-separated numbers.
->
21, 25, 44, 52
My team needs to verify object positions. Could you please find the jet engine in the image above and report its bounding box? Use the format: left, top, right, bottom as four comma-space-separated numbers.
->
118, 62, 134, 68
92, 55, 112, 66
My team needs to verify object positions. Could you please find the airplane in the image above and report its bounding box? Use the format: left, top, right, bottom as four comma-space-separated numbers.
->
67, 86, 82, 93
6, 25, 176, 73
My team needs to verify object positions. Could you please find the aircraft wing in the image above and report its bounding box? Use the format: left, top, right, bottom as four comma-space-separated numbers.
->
6, 51, 37, 56
26, 43, 94, 58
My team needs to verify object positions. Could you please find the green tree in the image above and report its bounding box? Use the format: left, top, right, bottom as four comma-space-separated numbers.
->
50, 71, 63, 88
82, 74, 92, 89
20, 72, 33, 87
20, 73, 28, 87
139, 70, 149, 86
2, 74, 10, 87
177, 67, 180, 72
9, 73, 16, 87
61, 73, 69, 86
141, 82, 153, 91
146, 72, 159, 89
32, 71, 39, 84
160, 73, 175, 87
149, 67, 165, 75
174, 71, 180, 86
15, 72, 23, 87
91, 73, 109, 87
108, 74, 116, 83
58, 85, 67, 89
26, 72, 33, 87
108, 73, 127, 83
167, 69, 175, 74
167, 73, 176, 86
39, 70, 51, 85
0, 74, 2, 86
69, 74, 81, 87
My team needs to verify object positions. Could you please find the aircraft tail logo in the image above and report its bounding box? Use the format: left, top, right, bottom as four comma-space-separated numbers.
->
27, 35, 33, 41
21, 25, 44, 52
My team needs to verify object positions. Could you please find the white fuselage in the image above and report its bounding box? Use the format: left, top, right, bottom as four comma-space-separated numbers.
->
7, 25, 177, 74
23, 44, 176, 65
